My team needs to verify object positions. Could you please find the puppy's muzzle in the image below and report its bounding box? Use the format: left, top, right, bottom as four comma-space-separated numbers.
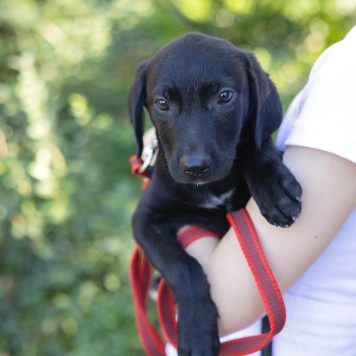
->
180, 154, 211, 178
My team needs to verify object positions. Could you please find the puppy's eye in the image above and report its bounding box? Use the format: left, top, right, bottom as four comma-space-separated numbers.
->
155, 99, 170, 111
218, 90, 233, 104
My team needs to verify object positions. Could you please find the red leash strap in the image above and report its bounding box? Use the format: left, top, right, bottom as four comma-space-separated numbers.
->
129, 246, 166, 356
157, 209, 286, 355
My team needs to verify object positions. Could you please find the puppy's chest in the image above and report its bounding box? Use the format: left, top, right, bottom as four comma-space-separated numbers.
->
196, 188, 236, 210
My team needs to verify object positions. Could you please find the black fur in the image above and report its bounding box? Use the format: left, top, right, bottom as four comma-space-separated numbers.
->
129, 33, 302, 356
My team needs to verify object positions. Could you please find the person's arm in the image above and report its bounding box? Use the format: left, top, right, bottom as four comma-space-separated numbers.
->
185, 145, 356, 336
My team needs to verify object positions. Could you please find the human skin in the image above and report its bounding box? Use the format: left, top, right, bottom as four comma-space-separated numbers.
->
184, 146, 356, 336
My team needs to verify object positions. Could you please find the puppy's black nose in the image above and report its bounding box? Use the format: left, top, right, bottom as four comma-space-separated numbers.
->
180, 155, 210, 178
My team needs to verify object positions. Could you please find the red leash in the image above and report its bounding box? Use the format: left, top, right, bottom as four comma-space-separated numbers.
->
129, 156, 286, 355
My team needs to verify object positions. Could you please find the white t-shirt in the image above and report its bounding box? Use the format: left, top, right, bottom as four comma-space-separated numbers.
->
166, 26, 356, 356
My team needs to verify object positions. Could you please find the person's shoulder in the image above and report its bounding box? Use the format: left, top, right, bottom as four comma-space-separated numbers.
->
279, 26, 356, 164
310, 26, 356, 80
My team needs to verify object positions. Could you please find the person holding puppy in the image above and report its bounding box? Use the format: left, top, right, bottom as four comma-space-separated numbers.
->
166, 26, 356, 355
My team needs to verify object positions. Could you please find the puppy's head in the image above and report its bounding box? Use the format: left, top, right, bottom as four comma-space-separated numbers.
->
128, 33, 282, 185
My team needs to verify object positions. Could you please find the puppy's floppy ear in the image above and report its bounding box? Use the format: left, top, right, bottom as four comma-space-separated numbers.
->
244, 52, 282, 149
128, 60, 149, 158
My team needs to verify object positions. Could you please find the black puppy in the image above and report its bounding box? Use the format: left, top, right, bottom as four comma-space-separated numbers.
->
129, 33, 301, 355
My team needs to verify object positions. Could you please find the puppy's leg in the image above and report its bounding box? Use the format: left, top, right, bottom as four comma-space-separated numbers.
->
242, 137, 302, 227
132, 207, 220, 356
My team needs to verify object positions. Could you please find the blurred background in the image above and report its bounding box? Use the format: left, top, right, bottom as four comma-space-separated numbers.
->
0, 0, 355, 354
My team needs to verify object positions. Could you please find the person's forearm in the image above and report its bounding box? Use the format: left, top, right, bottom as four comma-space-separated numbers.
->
185, 146, 356, 336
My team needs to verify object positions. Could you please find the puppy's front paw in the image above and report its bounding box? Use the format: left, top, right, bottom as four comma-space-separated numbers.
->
178, 329, 220, 356
253, 165, 302, 228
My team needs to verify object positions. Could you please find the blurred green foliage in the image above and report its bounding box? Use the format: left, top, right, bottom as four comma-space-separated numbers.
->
0, 0, 354, 354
